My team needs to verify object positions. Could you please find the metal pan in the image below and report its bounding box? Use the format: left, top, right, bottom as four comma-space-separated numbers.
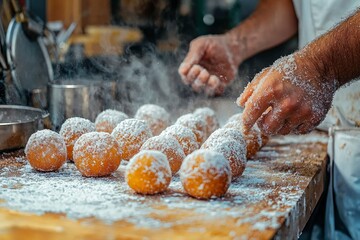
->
0, 105, 49, 151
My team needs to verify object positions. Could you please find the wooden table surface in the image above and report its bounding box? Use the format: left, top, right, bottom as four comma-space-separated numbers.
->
0, 132, 328, 240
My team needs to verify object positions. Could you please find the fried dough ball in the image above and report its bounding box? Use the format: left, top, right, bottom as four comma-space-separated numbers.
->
201, 137, 246, 180
175, 113, 207, 145
223, 120, 262, 159
227, 113, 268, 147
25, 129, 67, 172
140, 135, 185, 175
73, 132, 121, 177
179, 149, 231, 199
193, 107, 219, 137
126, 150, 171, 195
205, 128, 245, 147
111, 119, 152, 160
134, 104, 170, 136
161, 125, 199, 155
95, 109, 128, 133
59, 117, 96, 161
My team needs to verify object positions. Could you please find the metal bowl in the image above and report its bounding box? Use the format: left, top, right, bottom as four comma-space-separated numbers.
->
0, 105, 50, 151
48, 79, 116, 131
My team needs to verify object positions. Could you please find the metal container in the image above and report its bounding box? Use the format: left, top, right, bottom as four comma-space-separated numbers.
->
48, 79, 116, 130
0, 105, 49, 151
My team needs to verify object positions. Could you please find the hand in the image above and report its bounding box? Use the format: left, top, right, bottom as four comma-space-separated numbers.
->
178, 35, 241, 96
237, 53, 337, 136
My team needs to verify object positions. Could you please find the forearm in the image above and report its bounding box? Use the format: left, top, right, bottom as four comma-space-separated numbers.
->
225, 0, 298, 65
299, 9, 360, 87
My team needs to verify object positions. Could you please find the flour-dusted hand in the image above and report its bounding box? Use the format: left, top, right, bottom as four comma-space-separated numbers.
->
237, 53, 337, 136
178, 35, 241, 96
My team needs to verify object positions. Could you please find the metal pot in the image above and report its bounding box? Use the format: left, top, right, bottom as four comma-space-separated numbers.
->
0, 105, 50, 151
48, 79, 116, 131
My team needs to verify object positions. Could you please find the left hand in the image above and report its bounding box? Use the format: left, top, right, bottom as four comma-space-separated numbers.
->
237, 54, 337, 136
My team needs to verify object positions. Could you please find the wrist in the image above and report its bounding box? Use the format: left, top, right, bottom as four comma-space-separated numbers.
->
223, 30, 247, 66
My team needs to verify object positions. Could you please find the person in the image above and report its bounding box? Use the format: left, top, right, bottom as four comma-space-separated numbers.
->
178, 0, 360, 136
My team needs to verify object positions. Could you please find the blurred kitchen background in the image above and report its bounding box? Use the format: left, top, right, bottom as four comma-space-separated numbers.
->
0, 0, 297, 123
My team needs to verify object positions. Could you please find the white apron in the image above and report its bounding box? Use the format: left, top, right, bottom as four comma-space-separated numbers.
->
293, 1, 360, 239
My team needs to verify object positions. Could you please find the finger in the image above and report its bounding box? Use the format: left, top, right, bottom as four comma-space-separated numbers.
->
257, 106, 289, 136
197, 68, 211, 85
178, 38, 207, 77
186, 65, 204, 84
277, 113, 305, 135
204, 75, 221, 96
241, 85, 275, 132
237, 68, 270, 107
178, 62, 192, 78
294, 123, 314, 135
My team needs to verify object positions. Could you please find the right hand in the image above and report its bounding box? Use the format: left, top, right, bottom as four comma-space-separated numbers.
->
178, 35, 241, 96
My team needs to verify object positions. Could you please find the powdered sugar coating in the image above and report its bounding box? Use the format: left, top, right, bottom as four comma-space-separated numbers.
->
59, 117, 96, 160
73, 132, 121, 177
193, 107, 219, 137
175, 113, 207, 144
135, 104, 170, 136
161, 125, 199, 155
141, 135, 185, 175
180, 149, 231, 199
223, 121, 262, 158
126, 150, 171, 194
111, 119, 153, 160
201, 137, 246, 180
95, 109, 129, 133
25, 129, 67, 171
205, 128, 245, 146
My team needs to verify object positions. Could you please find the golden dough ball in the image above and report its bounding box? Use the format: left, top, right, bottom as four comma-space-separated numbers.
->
201, 137, 246, 180
141, 135, 185, 175
161, 125, 199, 155
205, 128, 245, 147
223, 121, 262, 159
126, 150, 172, 195
95, 109, 128, 133
25, 129, 67, 172
111, 119, 153, 160
134, 104, 170, 136
193, 107, 219, 137
59, 117, 96, 161
179, 149, 231, 199
73, 132, 121, 177
175, 113, 207, 145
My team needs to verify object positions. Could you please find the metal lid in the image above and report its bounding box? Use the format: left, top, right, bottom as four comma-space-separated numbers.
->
6, 18, 53, 94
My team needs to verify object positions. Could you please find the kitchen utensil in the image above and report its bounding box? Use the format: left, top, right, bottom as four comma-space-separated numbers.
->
48, 79, 116, 130
6, 18, 53, 97
29, 87, 47, 109
0, 104, 49, 151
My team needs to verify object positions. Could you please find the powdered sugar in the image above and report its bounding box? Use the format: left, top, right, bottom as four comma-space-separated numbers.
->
134, 104, 170, 136
111, 119, 153, 159
201, 137, 246, 179
59, 117, 96, 146
180, 149, 231, 182
72, 132, 121, 177
140, 135, 185, 174
193, 107, 220, 136
126, 150, 171, 191
161, 125, 199, 155
95, 109, 128, 132
205, 128, 245, 146
175, 113, 207, 144
0, 132, 327, 238
25, 130, 66, 157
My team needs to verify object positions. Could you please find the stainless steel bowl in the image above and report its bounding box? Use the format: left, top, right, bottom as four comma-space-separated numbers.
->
0, 105, 50, 151
48, 79, 116, 130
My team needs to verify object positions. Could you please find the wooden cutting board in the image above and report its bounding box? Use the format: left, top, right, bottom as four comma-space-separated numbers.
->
0, 132, 328, 240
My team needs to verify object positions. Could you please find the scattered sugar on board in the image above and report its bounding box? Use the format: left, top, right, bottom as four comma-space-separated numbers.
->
0, 133, 323, 231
